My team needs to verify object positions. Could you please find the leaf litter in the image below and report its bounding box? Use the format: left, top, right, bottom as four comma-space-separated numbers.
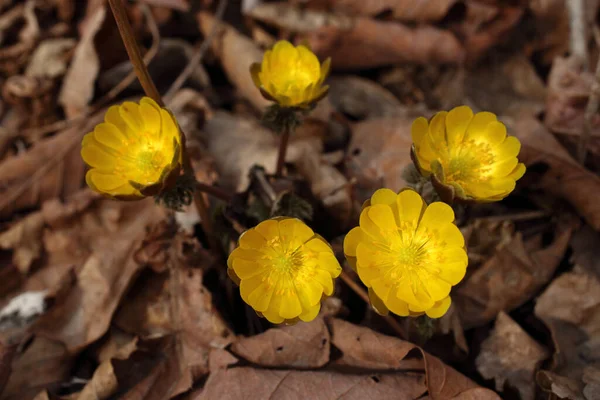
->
0, 0, 598, 399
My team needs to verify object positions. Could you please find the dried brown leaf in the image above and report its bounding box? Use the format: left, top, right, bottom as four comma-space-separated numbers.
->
305, 0, 461, 22
455, 219, 573, 329
511, 115, 600, 230
345, 117, 417, 206
230, 318, 330, 368
197, 12, 269, 112
535, 266, 600, 393
544, 56, 600, 155
327, 319, 501, 399
537, 370, 585, 400
199, 368, 427, 400
0, 212, 44, 274
475, 312, 549, 400
2, 337, 72, 400
33, 197, 167, 352
0, 111, 102, 219
76, 360, 118, 400
58, 4, 105, 118
25, 39, 76, 79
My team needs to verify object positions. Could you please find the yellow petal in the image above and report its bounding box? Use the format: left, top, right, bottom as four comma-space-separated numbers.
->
319, 57, 331, 84
411, 116, 429, 144
485, 121, 508, 146
81, 142, 117, 170
386, 292, 410, 316
239, 274, 265, 305
318, 252, 342, 276
279, 290, 303, 319
425, 296, 451, 318
492, 157, 518, 177
418, 202, 455, 232
87, 170, 128, 191
367, 204, 396, 233
140, 100, 161, 131
495, 136, 521, 162
93, 122, 127, 150
466, 111, 497, 140
278, 218, 314, 245
119, 101, 144, 133
343, 227, 364, 258
296, 279, 322, 308
396, 189, 425, 226
371, 188, 397, 206
160, 109, 180, 144
297, 45, 320, 81
368, 287, 389, 316
428, 111, 448, 149
105, 105, 132, 137
255, 219, 279, 240
248, 280, 275, 312
359, 207, 384, 239
445, 106, 473, 144
437, 223, 465, 248
239, 229, 267, 249
228, 247, 262, 263
418, 271, 451, 301
313, 269, 334, 296
306, 237, 333, 253
508, 163, 526, 181
412, 117, 436, 166
299, 303, 320, 322
250, 62, 262, 88
437, 260, 467, 285
231, 258, 266, 280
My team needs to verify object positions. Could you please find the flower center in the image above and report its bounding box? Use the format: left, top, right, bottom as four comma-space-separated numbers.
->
440, 140, 495, 186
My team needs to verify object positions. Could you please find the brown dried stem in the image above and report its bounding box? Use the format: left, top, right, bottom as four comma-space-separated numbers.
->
275, 125, 291, 177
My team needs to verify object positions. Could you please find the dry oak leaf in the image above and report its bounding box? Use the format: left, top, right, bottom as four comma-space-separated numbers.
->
328, 319, 500, 399
544, 56, 600, 156
33, 197, 167, 353
0, 110, 103, 219
0, 211, 44, 274
230, 317, 330, 368
455, 219, 573, 329
475, 312, 549, 400
510, 115, 600, 230
304, 0, 462, 22
535, 266, 600, 397
246, 3, 465, 69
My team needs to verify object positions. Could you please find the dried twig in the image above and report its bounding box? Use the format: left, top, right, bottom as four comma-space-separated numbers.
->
578, 26, 600, 164
164, 0, 228, 102
339, 269, 408, 339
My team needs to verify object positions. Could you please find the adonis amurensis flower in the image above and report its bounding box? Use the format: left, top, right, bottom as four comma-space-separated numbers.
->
411, 106, 525, 203
251, 40, 331, 109
343, 189, 468, 318
81, 97, 182, 200
228, 217, 341, 324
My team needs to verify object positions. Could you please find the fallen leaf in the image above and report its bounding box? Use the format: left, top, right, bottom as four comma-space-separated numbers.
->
33, 196, 167, 352
570, 225, 600, 278
327, 76, 407, 119
537, 370, 586, 400
58, 4, 105, 118
0, 212, 44, 274
544, 56, 600, 156
305, 0, 462, 22
535, 266, 600, 396
199, 368, 427, 400
2, 337, 73, 400
76, 359, 118, 400
510, 115, 600, 230
246, 3, 465, 69
345, 117, 419, 207
475, 312, 549, 400
328, 319, 500, 399
455, 218, 573, 329
197, 12, 269, 112
230, 318, 330, 368
0, 110, 102, 219
25, 38, 76, 79
141, 0, 190, 11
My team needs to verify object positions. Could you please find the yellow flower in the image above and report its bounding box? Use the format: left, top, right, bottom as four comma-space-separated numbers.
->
228, 217, 341, 324
250, 40, 331, 109
343, 189, 468, 318
411, 106, 525, 203
81, 97, 182, 200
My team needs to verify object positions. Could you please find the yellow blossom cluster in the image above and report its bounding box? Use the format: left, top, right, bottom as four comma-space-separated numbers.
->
81, 40, 526, 324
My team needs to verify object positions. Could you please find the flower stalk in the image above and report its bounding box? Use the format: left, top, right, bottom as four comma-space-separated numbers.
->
276, 124, 291, 177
